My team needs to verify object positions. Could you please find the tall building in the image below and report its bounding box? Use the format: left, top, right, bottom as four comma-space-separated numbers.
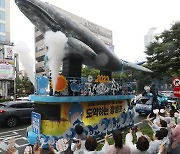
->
35, 6, 113, 76
0, 0, 14, 98
144, 27, 156, 48
0, 0, 10, 43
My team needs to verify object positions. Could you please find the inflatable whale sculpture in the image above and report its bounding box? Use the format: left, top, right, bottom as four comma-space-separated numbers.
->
15, 0, 152, 73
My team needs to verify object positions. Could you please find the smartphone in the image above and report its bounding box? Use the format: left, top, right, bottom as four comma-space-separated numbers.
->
106, 129, 108, 135
162, 138, 167, 145
71, 139, 79, 143
36, 135, 39, 141
0, 141, 8, 151
8, 137, 15, 148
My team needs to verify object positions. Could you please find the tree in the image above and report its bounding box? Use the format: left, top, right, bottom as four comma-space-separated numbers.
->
145, 22, 180, 78
81, 67, 131, 81
81, 67, 100, 78
16, 77, 34, 97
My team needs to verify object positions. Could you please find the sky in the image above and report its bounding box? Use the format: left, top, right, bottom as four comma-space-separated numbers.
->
10, 0, 180, 65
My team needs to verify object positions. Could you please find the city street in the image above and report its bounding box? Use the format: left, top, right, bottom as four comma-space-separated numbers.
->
0, 123, 30, 153
0, 111, 147, 153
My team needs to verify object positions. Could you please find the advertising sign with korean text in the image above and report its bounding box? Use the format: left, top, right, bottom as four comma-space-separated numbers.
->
0, 64, 14, 80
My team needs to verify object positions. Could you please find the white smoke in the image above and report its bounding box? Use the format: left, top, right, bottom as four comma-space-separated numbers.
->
14, 42, 35, 87
44, 31, 68, 92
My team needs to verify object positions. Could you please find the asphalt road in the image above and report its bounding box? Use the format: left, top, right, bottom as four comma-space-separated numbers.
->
0, 122, 30, 154
0, 110, 147, 153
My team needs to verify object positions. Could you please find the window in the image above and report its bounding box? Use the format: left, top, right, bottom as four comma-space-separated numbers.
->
10, 104, 17, 108
0, 11, 5, 20
0, 0, 5, 8
36, 67, 44, 73
0, 35, 5, 41
0, 104, 5, 107
35, 34, 44, 42
36, 55, 45, 62
26, 102, 34, 108
15, 103, 27, 108
0, 23, 5, 32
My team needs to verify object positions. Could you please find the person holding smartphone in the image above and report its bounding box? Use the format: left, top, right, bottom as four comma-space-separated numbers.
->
71, 125, 86, 152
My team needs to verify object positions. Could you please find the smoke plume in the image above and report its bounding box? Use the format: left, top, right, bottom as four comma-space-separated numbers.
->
44, 31, 68, 92
14, 42, 35, 87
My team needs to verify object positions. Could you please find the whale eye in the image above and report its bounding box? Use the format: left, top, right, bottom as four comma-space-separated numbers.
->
62, 22, 67, 26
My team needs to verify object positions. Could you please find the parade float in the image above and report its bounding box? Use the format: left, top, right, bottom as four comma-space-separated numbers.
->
15, 0, 152, 149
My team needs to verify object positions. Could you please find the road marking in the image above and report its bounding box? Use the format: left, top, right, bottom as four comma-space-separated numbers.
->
134, 117, 154, 126
21, 137, 28, 141
0, 128, 26, 135
0, 134, 21, 140
0, 131, 18, 139
15, 137, 28, 141
0, 128, 29, 152
17, 143, 29, 148
15, 143, 20, 148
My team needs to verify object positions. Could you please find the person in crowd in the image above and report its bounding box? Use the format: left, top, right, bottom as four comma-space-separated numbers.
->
71, 124, 87, 152
166, 110, 176, 128
32, 141, 43, 154
125, 128, 149, 154
74, 136, 104, 154
147, 129, 168, 154
24, 145, 32, 154
157, 143, 165, 154
171, 102, 177, 111
146, 113, 167, 132
160, 127, 170, 149
74, 124, 87, 140
6, 147, 18, 154
103, 130, 131, 154
162, 108, 177, 128
171, 117, 180, 147
6, 141, 42, 154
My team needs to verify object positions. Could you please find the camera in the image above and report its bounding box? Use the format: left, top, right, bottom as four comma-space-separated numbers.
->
71, 139, 79, 143
131, 126, 138, 132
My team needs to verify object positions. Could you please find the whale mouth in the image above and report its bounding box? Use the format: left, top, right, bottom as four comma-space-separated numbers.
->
15, 0, 61, 32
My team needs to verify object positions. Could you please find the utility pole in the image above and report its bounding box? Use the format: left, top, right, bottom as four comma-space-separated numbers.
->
14, 53, 19, 100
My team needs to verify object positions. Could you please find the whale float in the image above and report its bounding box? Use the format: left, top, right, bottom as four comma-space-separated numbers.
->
15, 0, 152, 73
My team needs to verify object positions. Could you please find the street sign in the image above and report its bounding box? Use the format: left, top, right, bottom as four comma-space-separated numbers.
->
173, 87, 180, 97
172, 77, 180, 87
31, 112, 41, 135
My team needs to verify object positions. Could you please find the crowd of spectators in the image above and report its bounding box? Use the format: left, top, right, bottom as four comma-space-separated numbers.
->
2, 104, 180, 154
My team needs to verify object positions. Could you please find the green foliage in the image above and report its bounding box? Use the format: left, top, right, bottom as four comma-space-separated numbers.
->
132, 71, 152, 92
16, 77, 34, 97
81, 67, 100, 78
0, 98, 12, 102
145, 22, 180, 78
112, 72, 130, 81
82, 67, 131, 81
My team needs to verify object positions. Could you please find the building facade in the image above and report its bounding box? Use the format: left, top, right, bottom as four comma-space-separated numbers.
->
35, 6, 113, 76
0, 0, 10, 43
0, 0, 14, 98
144, 27, 157, 48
